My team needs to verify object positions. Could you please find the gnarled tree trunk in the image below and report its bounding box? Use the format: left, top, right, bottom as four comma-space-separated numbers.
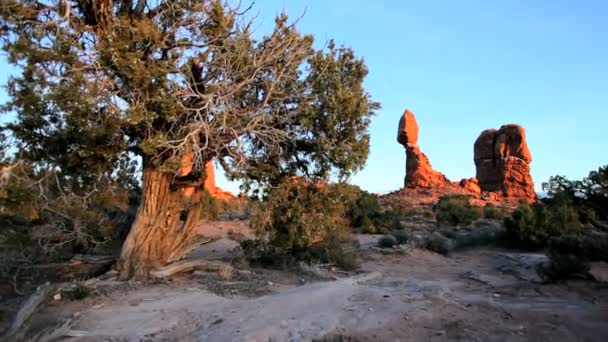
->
118, 165, 204, 279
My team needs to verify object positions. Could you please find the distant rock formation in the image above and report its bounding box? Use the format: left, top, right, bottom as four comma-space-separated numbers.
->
397, 109, 450, 188
179, 152, 235, 200
474, 125, 535, 201
203, 161, 235, 200
395, 108, 535, 202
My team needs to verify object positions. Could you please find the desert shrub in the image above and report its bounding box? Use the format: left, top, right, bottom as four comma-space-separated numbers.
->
390, 230, 410, 244
377, 234, 398, 248
340, 185, 401, 234
64, 281, 92, 301
483, 203, 508, 220
307, 238, 359, 271
433, 194, 480, 226
249, 180, 358, 270
251, 180, 350, 252
537, 233, 608, 282
424, 232, 451, 255
504, 200, 583, 248
542, 166, 608, 222
0, 161, 138, 295
537, 252, 590, 282
547, 234, 608, 262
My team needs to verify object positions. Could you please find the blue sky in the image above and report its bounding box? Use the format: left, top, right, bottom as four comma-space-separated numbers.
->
2, 1, 607, 194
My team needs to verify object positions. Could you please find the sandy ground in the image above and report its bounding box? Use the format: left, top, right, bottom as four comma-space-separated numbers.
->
25, 220, 608, 342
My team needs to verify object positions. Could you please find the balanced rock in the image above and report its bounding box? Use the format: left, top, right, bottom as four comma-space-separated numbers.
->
179, 153, 235, 200
397, 109, 450, 188
474, 124, 535, 200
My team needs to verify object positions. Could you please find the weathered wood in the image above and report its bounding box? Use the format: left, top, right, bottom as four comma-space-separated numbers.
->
2, 283, 54, 339
118, 167, 206, 279
150, 259, 233, 278
32, 254, 115, 281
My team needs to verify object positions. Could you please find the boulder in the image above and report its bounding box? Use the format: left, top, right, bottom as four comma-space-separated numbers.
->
458, 177, 481, 194
474, 124, 535, 201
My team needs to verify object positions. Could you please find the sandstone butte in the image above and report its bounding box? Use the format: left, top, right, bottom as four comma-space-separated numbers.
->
396, 108, 536, 202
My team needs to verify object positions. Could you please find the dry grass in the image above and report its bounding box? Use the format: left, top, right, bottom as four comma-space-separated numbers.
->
218, 264, 234, 281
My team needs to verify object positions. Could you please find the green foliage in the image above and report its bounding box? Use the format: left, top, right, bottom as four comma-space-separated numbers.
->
64, 282, 92, 301
1, 1, 379, 194
251, 180, 350, 254
247, 180, 361, 270
433, 195, 481, 226
483, 203, 508, 220
537, 233, 608, 282
424, 232, 451, 255
547, 234, 608, 263
504, 200, 583, 248
542, 165, 608, 221
335, 184, 401, 234
306, 238, 359, 271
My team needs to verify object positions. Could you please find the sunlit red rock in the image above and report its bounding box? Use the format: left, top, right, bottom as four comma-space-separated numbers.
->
474, 124, 535, 201
397, 109, 450, 188
179, 152, 235, 199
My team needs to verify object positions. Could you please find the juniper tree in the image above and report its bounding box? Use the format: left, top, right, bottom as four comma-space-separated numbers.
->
0, 0, 379, 278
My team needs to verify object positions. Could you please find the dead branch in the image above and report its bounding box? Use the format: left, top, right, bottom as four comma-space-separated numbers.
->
150, 258, 233, 278
2, 283, 55, 340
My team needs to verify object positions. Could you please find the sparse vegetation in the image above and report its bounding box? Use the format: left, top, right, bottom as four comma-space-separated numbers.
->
334, 184, 401, 234
64, 282, 92, 301
423, 232, 451, 255
433, 194, 481, 226
483, 203, 509, 220
504, 200, 583, 248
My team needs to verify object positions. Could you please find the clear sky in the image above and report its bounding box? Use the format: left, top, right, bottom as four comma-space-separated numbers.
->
2, 1, 607, 195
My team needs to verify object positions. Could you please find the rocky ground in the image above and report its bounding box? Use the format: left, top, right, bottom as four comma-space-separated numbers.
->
15, 219, 608, 342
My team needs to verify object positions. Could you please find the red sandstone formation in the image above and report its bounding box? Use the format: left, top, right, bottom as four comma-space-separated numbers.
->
397, 109, 450, 188
203, 161, 235, 200
474, 125, 535, 201
179, 153, 235, 200
457, 177, 481, 194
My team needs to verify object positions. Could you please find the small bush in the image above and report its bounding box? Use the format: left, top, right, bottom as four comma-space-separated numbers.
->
248, 180, 357, 270
537, 253, 590, 283
377, 234, 398, 248
433, 195, 480, 226
547, 234, 608, 263
424, 232, 451, 255
483, 203, 508, 220
343, 186, 401, 234
390, 230, 409, 245
505, 200, 583, 248
64, 282, 92, 301
307, 238, 359, 271
251, 180, 350, 253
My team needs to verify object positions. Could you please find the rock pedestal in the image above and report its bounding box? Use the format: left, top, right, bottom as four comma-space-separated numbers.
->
397, 109, 450, 188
